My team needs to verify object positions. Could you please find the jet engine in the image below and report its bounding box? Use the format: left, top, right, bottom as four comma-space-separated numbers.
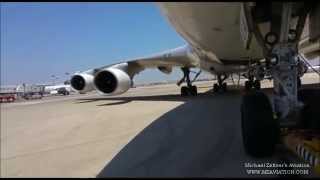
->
93, 68, 131, 95
70, 73, 94, 94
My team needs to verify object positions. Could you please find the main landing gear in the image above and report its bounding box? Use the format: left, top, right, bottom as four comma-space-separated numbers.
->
240, 2, 317, 158
213, 74, 228, 93
244, 77, 261, 91
177, 67, 198, 96
244, 63, 264, 91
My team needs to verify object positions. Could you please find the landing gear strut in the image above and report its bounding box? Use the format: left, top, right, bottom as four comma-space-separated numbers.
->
178, 67, 197, 96
240, 2, 316, 157
244, 63, 263, 91
245, 77, 261, 91
213, 74, 228, 93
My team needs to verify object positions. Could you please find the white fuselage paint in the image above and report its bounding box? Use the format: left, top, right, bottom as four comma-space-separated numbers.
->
44, 85, 71, 93
157, 2, 265, 74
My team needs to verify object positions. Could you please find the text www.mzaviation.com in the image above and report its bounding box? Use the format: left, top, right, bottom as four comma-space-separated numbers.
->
244, 163, 311, 175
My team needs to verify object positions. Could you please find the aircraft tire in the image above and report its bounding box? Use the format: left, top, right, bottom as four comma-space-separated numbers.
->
222, 83, 227, 92
181, 86, 189, 96
213, 83, 219, 92
241, 91, 279, 157
190, 85, 198, 96
297, 77, 301, 89
298, 89, 320, 129
253, 80, 261, 90
244, 81, 252, 91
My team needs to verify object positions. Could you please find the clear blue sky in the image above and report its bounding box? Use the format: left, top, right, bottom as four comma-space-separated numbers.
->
1, 2, 208, 86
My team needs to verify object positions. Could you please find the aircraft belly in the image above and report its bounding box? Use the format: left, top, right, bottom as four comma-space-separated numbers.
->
158, 2, 264, 62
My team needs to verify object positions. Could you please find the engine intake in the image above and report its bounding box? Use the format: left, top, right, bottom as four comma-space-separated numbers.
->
94, 68, 131, 95
70, 73, 94, 93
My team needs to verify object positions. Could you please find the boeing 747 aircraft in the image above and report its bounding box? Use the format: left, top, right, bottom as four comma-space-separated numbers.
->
70, 2, 320, 157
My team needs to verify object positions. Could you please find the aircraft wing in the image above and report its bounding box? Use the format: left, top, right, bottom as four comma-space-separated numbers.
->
95, 45, 199, 78
70, 45, 200, 94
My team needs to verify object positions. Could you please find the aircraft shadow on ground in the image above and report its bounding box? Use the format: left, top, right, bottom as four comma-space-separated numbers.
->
75, 88, 242, 107
76, 94, 189, 105
94, 89, 256, 177
79, 83, 319, 177
75, 83, 319, 107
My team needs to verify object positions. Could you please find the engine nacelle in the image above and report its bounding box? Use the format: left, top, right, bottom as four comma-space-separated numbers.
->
93, 68, 131, 95
70, 73, 94, 94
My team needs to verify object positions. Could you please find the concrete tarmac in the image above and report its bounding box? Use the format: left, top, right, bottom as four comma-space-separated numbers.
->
1, 74, 319, 177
